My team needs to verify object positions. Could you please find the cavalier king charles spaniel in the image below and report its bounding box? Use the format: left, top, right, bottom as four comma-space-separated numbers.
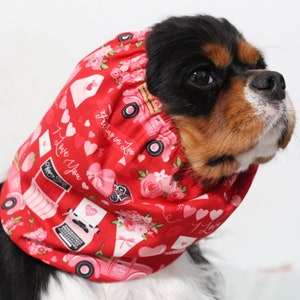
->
0, 15, 295, 300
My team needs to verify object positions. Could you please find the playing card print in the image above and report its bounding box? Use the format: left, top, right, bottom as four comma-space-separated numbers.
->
171, 236, 197, 250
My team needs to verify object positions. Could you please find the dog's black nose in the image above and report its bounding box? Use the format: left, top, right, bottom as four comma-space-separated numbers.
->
250, 71, 286, 101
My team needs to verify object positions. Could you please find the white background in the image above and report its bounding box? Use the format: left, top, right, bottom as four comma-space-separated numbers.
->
0, 0, 299, 274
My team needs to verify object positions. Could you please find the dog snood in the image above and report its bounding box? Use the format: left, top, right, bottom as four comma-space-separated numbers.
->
0, 30, 257, 282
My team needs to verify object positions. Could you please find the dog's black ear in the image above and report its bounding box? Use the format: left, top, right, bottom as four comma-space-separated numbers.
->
187, 244, 223, 298
146, 15, 241, 95
145, 15, 245, 116
187, 243, 210, 264
146, 17, 181, 100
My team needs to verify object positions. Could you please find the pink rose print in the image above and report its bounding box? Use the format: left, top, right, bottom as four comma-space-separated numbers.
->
139, 165, 186, 200
85, 46, 115, 70
28, 243, 40, 255
113, 210, 163, 241
123, 218, 136, 232
23, 227, 47, 242
111, 54, 147, 85
110, 67, 122, 79
2, 216, 23, 235
28, 242, 53, 255
140, 173, 164, 198
167, 187, 185, 201
23, 227, 53, 255
157, 170, 177, 194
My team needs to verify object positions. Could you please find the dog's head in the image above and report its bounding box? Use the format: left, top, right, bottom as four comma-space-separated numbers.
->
146, 15, 295, 180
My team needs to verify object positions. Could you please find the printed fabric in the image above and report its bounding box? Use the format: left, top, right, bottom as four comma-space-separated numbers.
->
0, 30, 257, 282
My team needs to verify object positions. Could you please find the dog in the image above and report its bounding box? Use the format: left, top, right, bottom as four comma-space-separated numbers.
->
0, 15, 295, 300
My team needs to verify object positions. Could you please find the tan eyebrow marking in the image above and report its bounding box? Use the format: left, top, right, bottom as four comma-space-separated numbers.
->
237, 39, 261, 66
203, 44, 231, 68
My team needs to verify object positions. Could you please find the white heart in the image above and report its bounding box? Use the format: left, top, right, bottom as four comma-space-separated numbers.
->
66, 122, 76, 137
84, 141, 98, 156
82, 182, 89, 190
209, 209, 223, 220
196, 209, 209, 220
184, 205, 196, 218
84, 120, 91, 127
51, 256, 57, 262
138, 154, 145, 163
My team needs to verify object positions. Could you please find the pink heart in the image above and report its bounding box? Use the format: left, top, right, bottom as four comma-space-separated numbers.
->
210, 209, 223, 220
66, 122, 76, 137
137, 154, 145, 163
184, 205, 196, 218
85, 204, 97, 216
59, 96, 67, 110
138, 245, 167, 257
231, 195, 242, 207
196, 209, 209, 220
84, 141, 98, 156
89, 131, 96, 138
87, 163, 116, 197
86, 80, 98, 91
50, 256, 58, 263
61, 109, 70, 124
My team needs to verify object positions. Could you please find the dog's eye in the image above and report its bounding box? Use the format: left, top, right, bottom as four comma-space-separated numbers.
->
189, 70, 214, 86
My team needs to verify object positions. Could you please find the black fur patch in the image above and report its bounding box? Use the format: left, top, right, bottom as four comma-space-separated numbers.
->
0, 182, 57, 300
146, 15, 266, 117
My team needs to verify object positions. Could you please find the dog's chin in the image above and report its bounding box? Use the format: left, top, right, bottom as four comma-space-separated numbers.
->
235, 95, 295, 174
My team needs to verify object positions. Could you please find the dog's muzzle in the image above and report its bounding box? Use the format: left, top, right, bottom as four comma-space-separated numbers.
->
249, 71, 286, 102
